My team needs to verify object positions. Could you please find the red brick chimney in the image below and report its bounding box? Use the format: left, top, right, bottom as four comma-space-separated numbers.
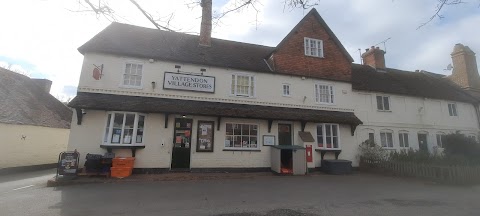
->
449, 43, 480, 89
361, 46, 386, 69
199, 0, 212, 47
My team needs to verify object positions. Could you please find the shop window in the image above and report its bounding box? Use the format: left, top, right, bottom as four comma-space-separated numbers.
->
315, 84, 334, 104
380, 130, 394, 148
123, 63, 143, 87
104, 112, 145, 145
304, 37, 324, 58
231, 74, 255, 97
399, 132, 409, 148
376, 95, 390, 111
225, 123, 258, 149
317, 124, 339, 149
436, 133, 446, 148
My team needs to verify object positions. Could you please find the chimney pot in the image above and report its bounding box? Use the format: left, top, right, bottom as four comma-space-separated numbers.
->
361, 46, 386, 69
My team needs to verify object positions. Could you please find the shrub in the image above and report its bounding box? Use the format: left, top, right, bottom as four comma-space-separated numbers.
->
358, 140, 388, 161
443, 132, 480, 159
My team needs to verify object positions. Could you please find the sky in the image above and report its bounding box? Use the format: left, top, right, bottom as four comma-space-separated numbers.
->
0, 0, 479, 101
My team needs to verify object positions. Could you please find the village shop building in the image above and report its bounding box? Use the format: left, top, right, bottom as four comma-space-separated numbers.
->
68, 9, 480, 173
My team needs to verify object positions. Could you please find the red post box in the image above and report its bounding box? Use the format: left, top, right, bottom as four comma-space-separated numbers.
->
306, 145, 313, 162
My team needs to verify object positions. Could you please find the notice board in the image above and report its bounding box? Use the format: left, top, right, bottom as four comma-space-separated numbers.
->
196, 121, 215, 152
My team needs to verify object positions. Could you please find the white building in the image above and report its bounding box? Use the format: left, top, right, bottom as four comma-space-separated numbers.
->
67, 9, 480, 173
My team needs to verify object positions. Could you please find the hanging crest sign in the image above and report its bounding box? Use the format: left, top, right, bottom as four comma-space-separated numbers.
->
163, 72, 215, 93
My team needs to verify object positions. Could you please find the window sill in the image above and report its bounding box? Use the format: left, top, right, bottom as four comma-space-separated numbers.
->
119, 85, 144, 90
315, 148, 341, 152
377, 110, 392, 112
100, 144, 145, 149
305, 55, 324, 58
230, 95, 256, 99
223, 149, 261, 152
315, 102, 336, 106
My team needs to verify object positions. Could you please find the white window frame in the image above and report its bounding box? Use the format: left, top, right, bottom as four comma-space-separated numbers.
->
436, 133, 446, 148
380, 130, 394, 148
376, 95, 391, 111
398, 131, 409, 148
230, 73, 256, 98
224, 122, 259, 150
314, 83, 335, 104
103, 112, 146, 146
304, 37, 324, 58
121, 61, 144, 89
316, 123, 341, 150
448, 103, 458, 116
282, 83, 291, 97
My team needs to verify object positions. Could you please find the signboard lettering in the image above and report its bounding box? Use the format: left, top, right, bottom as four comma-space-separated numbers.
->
163, 72, 215, 93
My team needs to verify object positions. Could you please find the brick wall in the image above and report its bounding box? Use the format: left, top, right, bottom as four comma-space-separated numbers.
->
272, 14, 352, 82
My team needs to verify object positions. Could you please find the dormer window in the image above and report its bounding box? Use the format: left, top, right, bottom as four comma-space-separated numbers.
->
304, 37, 324, 58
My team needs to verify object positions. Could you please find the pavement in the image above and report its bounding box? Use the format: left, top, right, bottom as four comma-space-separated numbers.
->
1, 170, 480, 216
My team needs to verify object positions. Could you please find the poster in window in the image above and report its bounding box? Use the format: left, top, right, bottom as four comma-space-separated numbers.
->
196, 121, 214, 152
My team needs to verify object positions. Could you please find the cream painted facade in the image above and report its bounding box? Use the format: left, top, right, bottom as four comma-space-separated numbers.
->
0, 123, 69, 169
69, 52, 479, 170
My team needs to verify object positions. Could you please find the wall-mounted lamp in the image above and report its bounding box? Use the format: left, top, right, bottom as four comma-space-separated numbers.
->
81, 109, 87, 115
301, 76, 306, 80
151, 81, 156, 89
149, 59, 154, 63
200, 68, 206, 75
175, 65, 181, 72
182, 115, 186, 118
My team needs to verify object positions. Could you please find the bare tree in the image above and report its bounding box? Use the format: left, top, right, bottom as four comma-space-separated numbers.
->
417, 0, 480, 29
75, 0, 319, 33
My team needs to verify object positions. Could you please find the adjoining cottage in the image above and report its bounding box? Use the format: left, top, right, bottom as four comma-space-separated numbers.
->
0, 68, 72, 171
67, 9, 480, 173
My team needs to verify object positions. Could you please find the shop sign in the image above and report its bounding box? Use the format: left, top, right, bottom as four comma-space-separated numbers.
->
163, 72, 215, 93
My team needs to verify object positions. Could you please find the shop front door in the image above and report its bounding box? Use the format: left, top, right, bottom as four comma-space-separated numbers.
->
171, 118, 193, 169
418, 133, 428, 152
278, 123, 292, 145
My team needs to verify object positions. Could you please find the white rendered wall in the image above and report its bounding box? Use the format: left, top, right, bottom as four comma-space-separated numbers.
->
0, 123, 69, 169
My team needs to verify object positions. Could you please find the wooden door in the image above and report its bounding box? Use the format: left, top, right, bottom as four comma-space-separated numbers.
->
171, 118, 193, 169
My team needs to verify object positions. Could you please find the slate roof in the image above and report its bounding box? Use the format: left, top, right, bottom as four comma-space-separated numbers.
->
78, 22, 274, 73
69, 92, 363, 126
0, 68, 72, 128
351, 64, 479, 103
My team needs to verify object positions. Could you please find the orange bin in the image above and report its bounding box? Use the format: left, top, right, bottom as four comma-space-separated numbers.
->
110, 167, 133, 178
112, 157, 135, 168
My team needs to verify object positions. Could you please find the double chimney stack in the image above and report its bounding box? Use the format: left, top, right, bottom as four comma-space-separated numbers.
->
361, 43, 480, 90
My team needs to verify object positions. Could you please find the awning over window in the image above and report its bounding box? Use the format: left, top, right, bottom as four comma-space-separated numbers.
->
69, 92, 362, 128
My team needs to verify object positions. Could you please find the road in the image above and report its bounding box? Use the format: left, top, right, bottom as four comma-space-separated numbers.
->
0, 171, 479, 216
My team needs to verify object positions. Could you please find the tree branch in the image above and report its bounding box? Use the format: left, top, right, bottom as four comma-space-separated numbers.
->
129, 0, 175, 32
417, 0, 465, 29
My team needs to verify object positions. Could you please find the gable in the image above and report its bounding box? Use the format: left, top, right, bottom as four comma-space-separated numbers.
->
270, 9, 353, 82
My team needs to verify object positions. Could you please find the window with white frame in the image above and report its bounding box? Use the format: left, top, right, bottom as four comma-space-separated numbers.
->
104, 112, 145, 145
398, 132, 409, 148
282, 84, 290, 96
304, 37, 324, 58
448, 103, 458, 116
315, 84, 334, 104
225, 123, 258, 149
380, 131, 394, 148
376, 95, 390, 111
317, 124, 340, 149
231, 74, 255, 97
436, 133, 446, 148
123, 63, 143, 87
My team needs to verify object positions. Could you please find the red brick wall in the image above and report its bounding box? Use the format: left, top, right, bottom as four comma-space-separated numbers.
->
273, 15, 352, 82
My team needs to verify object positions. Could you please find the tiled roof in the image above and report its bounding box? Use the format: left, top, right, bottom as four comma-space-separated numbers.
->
78, 22, 274, 73
351, 64, 479, 103
0, 68, 72, 128
68, 92, 363, 126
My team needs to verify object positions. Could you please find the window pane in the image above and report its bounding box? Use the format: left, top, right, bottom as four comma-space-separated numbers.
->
136, 115, 145, 143
332, 125, 338, 136
122, 114, 135, 144
231, 75, 235, 94
384, 97, 390, 110
104, 114, 112, 143
250, 76, 255, 96
226, 123, 233, 135
404, 134, 409, 147
387, 133, 393, 147
377, 96, 383, 110
130, 64, 137, 75
137, 65, 143, 75
125, 64, 131, 73
317, 125, 323, 147
380, 133, 386, 147
333, 137, 338, 148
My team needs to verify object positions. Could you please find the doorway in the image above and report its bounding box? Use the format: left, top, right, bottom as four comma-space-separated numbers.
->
278, 123, 292, 146
418, 133, 428, 152
171, 118, 193, 170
